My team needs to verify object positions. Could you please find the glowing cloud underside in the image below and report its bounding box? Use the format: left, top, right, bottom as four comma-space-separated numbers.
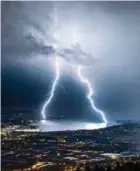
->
77, 66, 107, 125
41, 57, 60, 120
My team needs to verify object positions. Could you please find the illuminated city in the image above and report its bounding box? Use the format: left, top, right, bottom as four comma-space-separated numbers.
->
1, 116, 140, 170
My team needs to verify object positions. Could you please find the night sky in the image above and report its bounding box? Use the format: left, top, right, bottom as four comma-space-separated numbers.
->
1, 1, 140, 123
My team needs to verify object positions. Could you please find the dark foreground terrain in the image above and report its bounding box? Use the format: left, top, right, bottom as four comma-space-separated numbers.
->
1, 122, 140, 171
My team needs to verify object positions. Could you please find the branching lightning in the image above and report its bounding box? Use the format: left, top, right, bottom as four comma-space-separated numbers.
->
41, 9, 107, 126
41, 62, 107, 124
77, 65, 107, 125
41, 57, 60, 120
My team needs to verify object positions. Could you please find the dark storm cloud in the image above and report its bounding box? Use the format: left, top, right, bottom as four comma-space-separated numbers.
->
1, 1, 55, 60
2, 1, 140, 62
1, 1, 140, 121
25, 35, 55, 55
58, 44, 96, 66
1, 1, 96, 66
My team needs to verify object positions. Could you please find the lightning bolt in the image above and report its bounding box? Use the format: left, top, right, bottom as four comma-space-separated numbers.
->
41, 57, 60, 120
77, 65, 107, 125
41, 10, 107, 126
41, 7, 60, 120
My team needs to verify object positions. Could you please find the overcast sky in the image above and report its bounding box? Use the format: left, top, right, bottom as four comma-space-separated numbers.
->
1, 1, 140, 122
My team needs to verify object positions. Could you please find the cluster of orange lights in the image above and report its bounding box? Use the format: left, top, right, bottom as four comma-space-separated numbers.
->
64, 166, 77, 171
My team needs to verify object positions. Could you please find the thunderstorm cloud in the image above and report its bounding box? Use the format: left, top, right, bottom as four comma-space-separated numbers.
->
1, 1, 140, 122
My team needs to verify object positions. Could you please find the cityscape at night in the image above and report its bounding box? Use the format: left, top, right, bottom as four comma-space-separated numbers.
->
1, 114, 140, 170
1, 1, 140, 171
